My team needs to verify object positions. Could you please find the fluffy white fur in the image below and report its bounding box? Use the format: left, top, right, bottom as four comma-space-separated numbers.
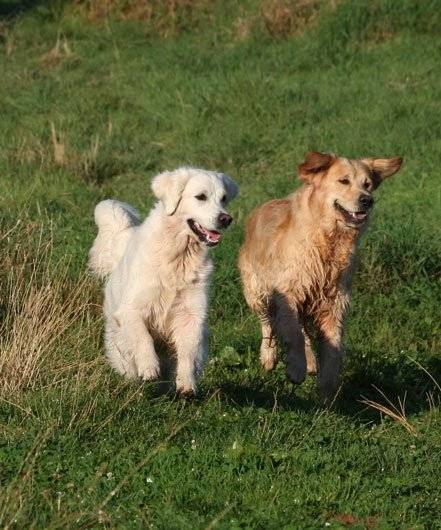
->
89, 167, 238, 395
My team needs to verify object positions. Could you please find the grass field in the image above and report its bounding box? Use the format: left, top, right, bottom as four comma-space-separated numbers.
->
1, 0, 441, 528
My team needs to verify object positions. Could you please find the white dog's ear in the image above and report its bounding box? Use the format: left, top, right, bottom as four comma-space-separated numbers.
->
221, 173, 239, 202
151, 169, 191, 215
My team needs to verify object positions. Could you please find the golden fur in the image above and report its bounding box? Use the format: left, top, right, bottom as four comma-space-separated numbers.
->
239, 152, 403, 401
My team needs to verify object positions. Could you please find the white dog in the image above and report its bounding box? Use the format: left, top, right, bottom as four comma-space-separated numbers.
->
89, 167, 238, 395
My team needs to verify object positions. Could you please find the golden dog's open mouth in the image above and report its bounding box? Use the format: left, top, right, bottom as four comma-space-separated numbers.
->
187, 219, 221, 246
334, 200, 369, 227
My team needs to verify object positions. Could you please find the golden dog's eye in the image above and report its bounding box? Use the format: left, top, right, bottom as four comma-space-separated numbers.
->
338, 178, 350, 185
363, 180, 371, 190
195, 193, 207, 201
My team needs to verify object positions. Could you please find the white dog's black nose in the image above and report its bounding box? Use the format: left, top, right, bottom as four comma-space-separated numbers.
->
218, 213, 233, 229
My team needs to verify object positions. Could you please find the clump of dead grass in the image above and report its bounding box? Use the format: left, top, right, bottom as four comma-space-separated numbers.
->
40, 34, 73, 69
10, 122, 124, 185
360, 386, 418, 436
72, 0, 325, 39
73, 0, 211, 37
261, 0, 323, 37
0, 222, 95, 399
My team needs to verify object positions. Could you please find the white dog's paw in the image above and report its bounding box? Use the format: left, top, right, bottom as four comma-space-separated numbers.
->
107, 353, 138, 379
175, 375, 196, 397
136, 358, 160, 381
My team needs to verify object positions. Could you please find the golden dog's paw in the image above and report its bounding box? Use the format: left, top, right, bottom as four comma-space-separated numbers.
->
305, 346, 318, 375
319, 380, 340, 407
260, 353, 278, 372
306, 360, 318, 375
260, 341, 278, 372
286, 363, 306, 385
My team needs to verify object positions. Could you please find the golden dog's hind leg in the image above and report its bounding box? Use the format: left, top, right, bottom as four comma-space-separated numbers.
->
260, 320, 278, 371
316, 314, 344, 404
304, 330, 317, 375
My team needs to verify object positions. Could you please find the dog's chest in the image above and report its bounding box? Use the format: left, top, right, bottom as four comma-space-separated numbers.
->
146, 251, 212, 331
167, 245, 212, 289
299, 230, 357, 306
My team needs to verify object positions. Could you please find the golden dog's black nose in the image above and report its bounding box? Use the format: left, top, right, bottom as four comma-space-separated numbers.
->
359, 194, 373, 209
218, 213, 233, 228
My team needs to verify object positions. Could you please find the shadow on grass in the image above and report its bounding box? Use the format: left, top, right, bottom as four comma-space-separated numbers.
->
337, 351, 441, 419
0, 0, 73, 22
0, 0, 42, 19
201, 350, 441, 425
214, 381, 315, 413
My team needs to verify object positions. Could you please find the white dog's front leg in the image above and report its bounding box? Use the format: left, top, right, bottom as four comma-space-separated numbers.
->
171, 291, 208, 396
113, 308, 160, 381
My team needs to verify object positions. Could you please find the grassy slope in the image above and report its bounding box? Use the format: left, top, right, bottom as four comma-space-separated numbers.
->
1, 1, 441, 528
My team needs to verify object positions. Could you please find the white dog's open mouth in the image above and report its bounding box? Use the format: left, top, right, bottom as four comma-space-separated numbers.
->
334, 200, 369, 227
187, 219, 221, 247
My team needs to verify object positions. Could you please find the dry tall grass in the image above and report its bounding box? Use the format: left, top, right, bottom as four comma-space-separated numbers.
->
73, 0, 210, 37
261, 0, 322, 37
360, 386, 418, 437
0, 222, 95, 400
72, 0, 326, 38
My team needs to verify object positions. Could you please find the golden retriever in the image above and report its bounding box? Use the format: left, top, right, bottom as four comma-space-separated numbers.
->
239, 152, 402, 402
89, 167, 238, 395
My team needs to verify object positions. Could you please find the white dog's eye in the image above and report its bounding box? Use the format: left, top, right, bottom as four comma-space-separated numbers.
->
221, 194, 227, 203
195, 193, 207, 201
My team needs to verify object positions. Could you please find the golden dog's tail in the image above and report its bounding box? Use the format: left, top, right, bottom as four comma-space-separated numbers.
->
88, 199, 141, 278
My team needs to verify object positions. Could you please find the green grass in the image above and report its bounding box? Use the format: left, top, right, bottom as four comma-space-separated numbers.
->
1, 1, 441, 527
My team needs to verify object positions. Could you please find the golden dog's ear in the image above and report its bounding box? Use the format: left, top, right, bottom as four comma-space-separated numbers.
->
298, 152, 336, 183
362, 156, 403, 187
151, 169, 191, 215
221, 173, 239, 202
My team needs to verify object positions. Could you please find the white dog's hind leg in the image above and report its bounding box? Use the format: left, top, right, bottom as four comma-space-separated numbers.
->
113, 310, 160, 381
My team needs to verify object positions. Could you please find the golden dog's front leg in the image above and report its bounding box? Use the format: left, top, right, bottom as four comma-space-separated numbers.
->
271, 294, 306, 385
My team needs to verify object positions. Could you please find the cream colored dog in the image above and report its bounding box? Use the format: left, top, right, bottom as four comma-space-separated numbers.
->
239, 152, 402, 402
89, 167, 238, 395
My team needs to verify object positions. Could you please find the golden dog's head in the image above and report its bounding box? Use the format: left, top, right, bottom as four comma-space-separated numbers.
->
298, 152, 403, 229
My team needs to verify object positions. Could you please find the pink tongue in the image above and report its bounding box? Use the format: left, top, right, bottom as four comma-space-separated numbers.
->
206, 230, 221, 242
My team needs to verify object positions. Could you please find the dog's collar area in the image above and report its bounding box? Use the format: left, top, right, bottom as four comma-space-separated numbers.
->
333, 200, 369, 227
187, 219, 221, 247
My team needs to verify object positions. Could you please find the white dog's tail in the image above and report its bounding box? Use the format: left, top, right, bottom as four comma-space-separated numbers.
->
89, 199, 141, 278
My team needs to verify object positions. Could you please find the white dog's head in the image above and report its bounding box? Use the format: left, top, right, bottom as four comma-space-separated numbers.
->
152, 167, 239, 247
